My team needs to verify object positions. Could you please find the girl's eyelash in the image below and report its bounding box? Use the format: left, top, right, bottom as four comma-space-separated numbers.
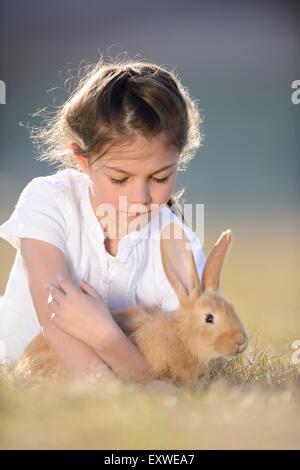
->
110, 178, 128, 186
110, 176, 169, 185
153, 176, 169, 184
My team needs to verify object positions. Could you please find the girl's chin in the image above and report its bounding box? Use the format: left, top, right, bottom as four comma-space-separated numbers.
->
121, 206, 164, 217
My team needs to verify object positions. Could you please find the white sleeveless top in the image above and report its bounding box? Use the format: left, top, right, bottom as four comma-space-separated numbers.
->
0, 168, 206, 362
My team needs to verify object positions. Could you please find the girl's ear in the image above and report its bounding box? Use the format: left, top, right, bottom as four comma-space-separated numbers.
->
69, 143, 89, 174
160, 222, 202, 307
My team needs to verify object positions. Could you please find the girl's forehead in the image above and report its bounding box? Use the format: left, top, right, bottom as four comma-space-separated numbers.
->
93, 136, 179, 170
103, 133, 176, 158
94, 153, 179, 174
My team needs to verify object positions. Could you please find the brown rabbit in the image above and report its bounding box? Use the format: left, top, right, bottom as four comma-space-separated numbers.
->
21, 223, 248, 384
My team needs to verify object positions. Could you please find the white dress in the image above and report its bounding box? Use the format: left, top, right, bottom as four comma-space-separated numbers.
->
0, 169, 206, 363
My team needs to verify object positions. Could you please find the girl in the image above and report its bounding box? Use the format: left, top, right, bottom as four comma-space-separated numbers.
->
0, 59, 206, 381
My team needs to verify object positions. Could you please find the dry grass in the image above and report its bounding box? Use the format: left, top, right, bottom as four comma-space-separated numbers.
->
0, 208, 299, 449
0, 346, 299, 449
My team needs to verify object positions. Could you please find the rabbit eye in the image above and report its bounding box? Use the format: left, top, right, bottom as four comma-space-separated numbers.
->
205, 313, 215, 324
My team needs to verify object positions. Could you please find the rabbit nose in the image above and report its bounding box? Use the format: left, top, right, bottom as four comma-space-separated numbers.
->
234, 331, 248, 352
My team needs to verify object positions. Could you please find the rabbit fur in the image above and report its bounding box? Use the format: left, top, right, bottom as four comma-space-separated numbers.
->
20, 223, 248, 384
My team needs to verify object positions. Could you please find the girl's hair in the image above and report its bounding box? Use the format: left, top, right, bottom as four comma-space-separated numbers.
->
30, 57, 203, 224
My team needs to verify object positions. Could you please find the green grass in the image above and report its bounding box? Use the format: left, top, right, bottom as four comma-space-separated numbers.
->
0, 208, 299, 449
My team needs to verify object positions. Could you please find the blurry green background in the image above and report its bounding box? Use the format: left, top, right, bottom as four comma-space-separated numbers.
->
0, 0, 299, 347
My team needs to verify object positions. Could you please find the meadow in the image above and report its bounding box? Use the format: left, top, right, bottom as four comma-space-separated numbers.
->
0, 207, 299, 449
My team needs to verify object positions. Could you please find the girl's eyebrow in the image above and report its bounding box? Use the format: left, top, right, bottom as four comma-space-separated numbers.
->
103, 162, 176, 176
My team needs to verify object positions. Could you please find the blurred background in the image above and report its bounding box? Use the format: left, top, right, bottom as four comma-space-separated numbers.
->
0, 0, 299, 346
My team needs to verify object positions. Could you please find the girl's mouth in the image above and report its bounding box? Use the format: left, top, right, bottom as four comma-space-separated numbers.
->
131, 212, 147, 217
127, 210, 150, 216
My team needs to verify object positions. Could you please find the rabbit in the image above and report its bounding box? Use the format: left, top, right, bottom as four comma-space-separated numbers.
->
20, 223, 248, 384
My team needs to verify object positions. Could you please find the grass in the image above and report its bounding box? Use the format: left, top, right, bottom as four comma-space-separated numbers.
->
0, 346, 299, 449
0, 207, 299, 449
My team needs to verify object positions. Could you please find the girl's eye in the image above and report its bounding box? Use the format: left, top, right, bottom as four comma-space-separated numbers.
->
110, 176, 170, 186
152, 176, 169, 184
110, 178, 128, 185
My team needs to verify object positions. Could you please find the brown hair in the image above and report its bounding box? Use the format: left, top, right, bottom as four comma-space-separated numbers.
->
30, 57, 203, 224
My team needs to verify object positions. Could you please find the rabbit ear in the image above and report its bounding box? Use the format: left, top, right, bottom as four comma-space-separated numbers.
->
160, 222, 202, 306
202, 229, 232, 293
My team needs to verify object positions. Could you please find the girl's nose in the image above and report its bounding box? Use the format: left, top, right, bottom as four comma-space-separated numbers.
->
129, 182, 151, 206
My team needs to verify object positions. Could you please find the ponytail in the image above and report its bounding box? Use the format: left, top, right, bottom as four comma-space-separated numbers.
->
166, 188, 186, 225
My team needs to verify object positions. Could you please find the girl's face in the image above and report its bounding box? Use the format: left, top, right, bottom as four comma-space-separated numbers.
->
73, 133, 180, 238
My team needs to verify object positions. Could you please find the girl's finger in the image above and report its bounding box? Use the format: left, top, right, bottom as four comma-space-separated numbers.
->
49, 311, 63, 329
48, 299, 60, 314
47, 285, 65, 303
55, 275, 77, 295
79, 279, 99, 299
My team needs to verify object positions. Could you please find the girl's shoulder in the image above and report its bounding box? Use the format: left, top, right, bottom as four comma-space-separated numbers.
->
148, 205, 200, 246
143, 204, 204, 266
0, 169, 88, 253
13, 169, 89, 219
21, 168, 87, 200
145, 205, 205, 313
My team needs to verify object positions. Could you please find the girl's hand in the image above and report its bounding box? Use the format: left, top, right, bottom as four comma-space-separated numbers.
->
45, 275, 116, 351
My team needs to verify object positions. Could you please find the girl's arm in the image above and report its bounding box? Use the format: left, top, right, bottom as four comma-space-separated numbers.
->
20, 238, 154, 382
44, 276, 155, 383
93, 326, 155, 383
20, 238, 113, 375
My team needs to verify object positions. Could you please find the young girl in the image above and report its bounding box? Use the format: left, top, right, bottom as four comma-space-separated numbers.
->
0, 59, 206, 381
